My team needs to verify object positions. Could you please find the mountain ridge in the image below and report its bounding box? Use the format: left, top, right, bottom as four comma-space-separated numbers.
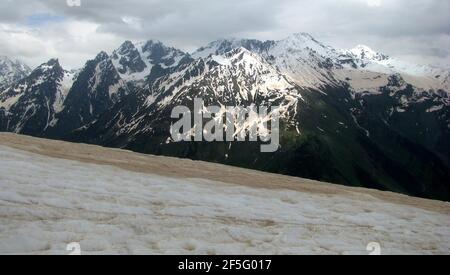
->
0, 33, 449, 200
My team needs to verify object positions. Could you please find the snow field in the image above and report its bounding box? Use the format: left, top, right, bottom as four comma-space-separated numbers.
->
0, 145, 448, 255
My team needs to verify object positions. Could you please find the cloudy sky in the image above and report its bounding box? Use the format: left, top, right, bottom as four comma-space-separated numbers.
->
0, 0, 449, 69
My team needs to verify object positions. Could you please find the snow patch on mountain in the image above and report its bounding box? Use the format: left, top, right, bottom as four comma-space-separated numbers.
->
53, 70, 76, 114
0, 92, 23, 112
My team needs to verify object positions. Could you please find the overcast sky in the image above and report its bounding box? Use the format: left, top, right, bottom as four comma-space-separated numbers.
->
0, 0, 449, 69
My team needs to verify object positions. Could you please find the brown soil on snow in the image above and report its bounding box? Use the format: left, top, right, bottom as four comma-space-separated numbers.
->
0, 132, 448, 215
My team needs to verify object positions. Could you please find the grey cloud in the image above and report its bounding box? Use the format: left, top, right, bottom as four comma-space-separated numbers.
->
0, 0, 448, 68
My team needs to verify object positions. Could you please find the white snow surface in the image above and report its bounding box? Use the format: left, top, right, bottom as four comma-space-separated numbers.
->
53, 71, 75, 114
0, 145, 449, 255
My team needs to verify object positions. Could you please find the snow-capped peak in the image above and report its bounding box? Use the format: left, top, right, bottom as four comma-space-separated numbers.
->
349, 45, 388, 61
341, 44, 450, 91
109, 39, 190, 84
140, 39, 188, 64
7, 58, 65, 91
0, 57, 70, 129
217, 47, 260, 64
111, 40, 147, 77
0, 56, 32, 89
190, 33, 450, 92
206, 47, 291, 82
0, 56, 31, 72
276, 33, 335, 56
151, 46, 299, 113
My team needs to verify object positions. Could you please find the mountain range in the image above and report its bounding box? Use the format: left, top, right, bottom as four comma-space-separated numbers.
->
1, 33, 449, 200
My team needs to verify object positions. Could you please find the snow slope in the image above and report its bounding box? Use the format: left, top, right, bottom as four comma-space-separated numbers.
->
0, 133, 449, 255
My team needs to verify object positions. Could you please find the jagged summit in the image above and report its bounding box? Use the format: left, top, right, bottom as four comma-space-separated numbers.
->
23, 58, 65, 84
117, 40, 135, 50
95, 51, 110, 62
220, 46, 260, 60
36, 58, 62, 70
112, 41, 146, 75
192, 38, 274, 59
141, 39, 168, 50
110, 39, 191, 84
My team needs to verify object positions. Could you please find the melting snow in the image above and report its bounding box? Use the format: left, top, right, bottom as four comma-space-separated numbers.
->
0, 145, 448, 255
53, 71, 75, 114
0, 93, 24, 111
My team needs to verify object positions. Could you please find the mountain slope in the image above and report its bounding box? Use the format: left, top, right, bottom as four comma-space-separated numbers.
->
0, 133, 449, 255
0, 56, 31, 89
70, 47, 305, 148
45, 52, 129, 137
0, 59, 75, 136
192, 33, 342, 89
